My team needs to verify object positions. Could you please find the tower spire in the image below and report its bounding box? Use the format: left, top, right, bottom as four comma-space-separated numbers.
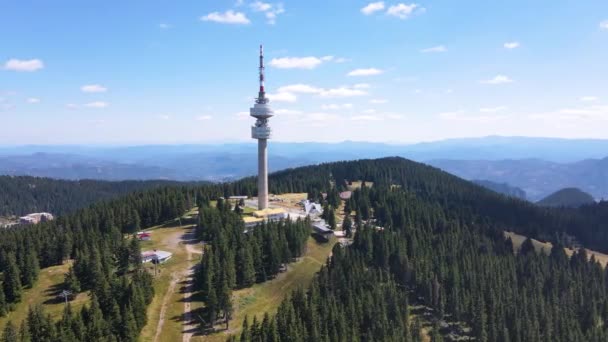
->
257, 44, 267, 104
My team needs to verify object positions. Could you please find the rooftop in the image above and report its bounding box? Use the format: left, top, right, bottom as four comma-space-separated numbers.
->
252, 208, 286, 218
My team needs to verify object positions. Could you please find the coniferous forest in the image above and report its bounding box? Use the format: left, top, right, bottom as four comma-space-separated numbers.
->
0, 157, 607, 341
193, 198, 310, 330
0, 175, 191, 216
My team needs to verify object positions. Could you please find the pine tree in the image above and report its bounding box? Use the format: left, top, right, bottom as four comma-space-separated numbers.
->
1, 321, 18, 342
3, 253, 22, 303
0, 287, 6, 317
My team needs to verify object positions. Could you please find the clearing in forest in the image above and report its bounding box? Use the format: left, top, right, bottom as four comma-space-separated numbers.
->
505, 231, 608, 267
0, 261, 89, 332
139, 211, 202, 342
195, 236, 337, 342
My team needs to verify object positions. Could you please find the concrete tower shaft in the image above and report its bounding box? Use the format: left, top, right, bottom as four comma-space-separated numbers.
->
250, 45, 272, 210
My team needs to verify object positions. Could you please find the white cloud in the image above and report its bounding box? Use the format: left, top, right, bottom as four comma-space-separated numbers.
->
277, 84, 322, 94
27, 98, 40, 104
370, 99, 388, 104
353, 83, 371, 89
480, 75, 514, 85
200, 10, 250, 24
386, 3, 419, 19
529, 105, 608, 122
504, 41, 520, 49
251, 1, 272, 11
4, 58, 44, 72
421, 45, 447, 53
321, 103, 353, 110
270, 57, 324, 69
580, 96, 598, 102
158, 115, 171, 120
84, 101, 109, 108
600, 20, 608, 30
196, 115, 213, 121
440, 109, 506, 123
274, 109, 302, 115
351, 115, 381, 121
361, 2, 385, 15
268, 92, 297, 102
362, 109, 376, 114
159, 23, 171, 29
320, 87, 368, 98
81, 84, 107, 93
250, 1, 284, 24
321, 56, 334, 61
66, 103, 79, 109
479, 106, 507, 113
347, 68, 384, 76
386, 113, 403, 119
334, 57, 349, 63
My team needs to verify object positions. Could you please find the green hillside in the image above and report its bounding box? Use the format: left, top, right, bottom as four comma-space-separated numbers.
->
538, 187, 596, 207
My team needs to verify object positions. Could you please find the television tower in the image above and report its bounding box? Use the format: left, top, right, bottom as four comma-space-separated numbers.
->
250, 45, 273, 210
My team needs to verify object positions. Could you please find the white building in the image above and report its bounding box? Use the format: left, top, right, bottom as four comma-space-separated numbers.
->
141, 250, 172, 264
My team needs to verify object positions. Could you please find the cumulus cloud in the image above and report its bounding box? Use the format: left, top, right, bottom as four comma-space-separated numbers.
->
479, 106, 507, 113
4, 58, 44, 72
440, 110, 506, 123
271, 84, 367, 101
504, 41, 520, 49
200, 10, 250, 24
158, 115, 171, 120
274, 109, 302, 115
321, 103, 353, 110
480, 75, 514, 85
347, 68, 384, 76
250, 1, 284, 24
267, 92, 297, 102
370, 99, 388, 104
351, 115, 381, 121
270, 57, 325, 69
320, 87, 368, 98
84, 101, 109, 108
353, 83, 371, 89
361, 2, 385, 15
386, 3, 420, 19
81, 84, 107, 93
529, 105, 608, 122
159, 23, 171, 29
580, 96, 599, 102
27, 98, 40, 103
66, 103, 79, 109
600, 20, 608, 30
196, 115, 213, 120
421, 45, 447, 53
277, 84, 323, 93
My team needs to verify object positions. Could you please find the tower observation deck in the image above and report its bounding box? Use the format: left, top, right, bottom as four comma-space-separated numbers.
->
250, 45, 273, 210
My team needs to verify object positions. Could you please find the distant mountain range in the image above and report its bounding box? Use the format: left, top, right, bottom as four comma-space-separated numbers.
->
430, 157, 608, 201
0, 136, 607, 200
537, 188, 596, 208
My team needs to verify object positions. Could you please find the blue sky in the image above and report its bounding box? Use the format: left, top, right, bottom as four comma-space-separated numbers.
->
1, 0, 607, 144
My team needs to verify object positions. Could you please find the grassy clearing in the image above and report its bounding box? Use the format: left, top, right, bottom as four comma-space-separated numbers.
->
0, 261, 89, 332
347, 181, 374, 191
139, 221, 200, 342
195, 236, 337, 342
505, 231, 608, 267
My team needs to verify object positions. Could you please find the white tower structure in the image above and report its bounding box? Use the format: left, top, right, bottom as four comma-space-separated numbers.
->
250, 45, 273, 210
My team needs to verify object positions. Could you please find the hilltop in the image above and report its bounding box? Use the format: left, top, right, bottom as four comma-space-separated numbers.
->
537, 187, 596, 208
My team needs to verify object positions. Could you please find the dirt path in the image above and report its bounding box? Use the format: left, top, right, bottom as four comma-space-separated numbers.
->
154, 272, 180, 342
182, 230, 201, 342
